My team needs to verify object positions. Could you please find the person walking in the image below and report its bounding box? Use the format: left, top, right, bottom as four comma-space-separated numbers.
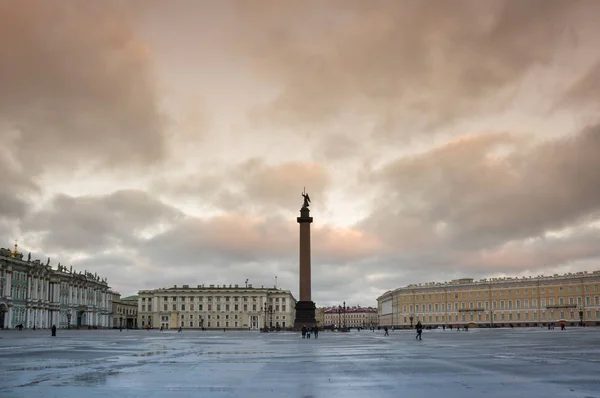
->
416, 321, 423, 341
384, 326, 389, 336
301, 325, 307, 338
51, 325, 57, 337
306, 327, 311, 339
313, 325, 319, 339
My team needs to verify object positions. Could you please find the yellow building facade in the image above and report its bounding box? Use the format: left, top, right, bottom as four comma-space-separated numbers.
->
378, 271, 600, 328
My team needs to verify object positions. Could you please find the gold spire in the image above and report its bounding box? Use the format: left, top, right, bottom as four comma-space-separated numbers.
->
11, 239, 21, 258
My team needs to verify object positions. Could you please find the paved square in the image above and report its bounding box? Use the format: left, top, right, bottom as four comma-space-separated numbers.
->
0, 328, 599, 398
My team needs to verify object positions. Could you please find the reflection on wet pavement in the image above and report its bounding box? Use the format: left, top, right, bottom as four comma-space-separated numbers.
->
0, 328, 599, 398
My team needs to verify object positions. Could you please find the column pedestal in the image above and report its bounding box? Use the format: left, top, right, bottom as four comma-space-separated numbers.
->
294, 301, 316, 330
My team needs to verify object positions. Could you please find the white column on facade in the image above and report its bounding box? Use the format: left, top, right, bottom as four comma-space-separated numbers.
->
5, 271, 12, 297
7, 306, 12, 328
27, 276, 31, 301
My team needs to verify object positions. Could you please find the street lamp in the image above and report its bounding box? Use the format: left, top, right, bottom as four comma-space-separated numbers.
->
67, 313, 71, 330
337, 305, 342, 330
343, 301, 346, 329
579, 307, 584, 327
409, 315, 414, 329
263, 302, 273, 332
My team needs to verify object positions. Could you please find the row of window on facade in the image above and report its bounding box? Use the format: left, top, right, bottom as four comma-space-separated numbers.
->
142, 315, 287, 328
403, 310, 600, 324
406, 285, 600, 301
7, 286, 105, 303
142, 303, 287, 312
116, 306, 136, 315
142, 296, 287, 303
402, 296, 600, 313
142, 314, 286, 321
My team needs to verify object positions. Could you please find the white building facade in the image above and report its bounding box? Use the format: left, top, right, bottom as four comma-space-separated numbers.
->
138, 284, 296, 330
0, 243, 111, 329
323, 306, 378, 328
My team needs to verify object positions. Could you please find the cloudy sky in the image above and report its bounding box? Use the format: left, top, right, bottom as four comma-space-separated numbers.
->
2, 0, 600, 306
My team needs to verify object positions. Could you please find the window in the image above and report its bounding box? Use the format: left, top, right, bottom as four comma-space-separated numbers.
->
181, 304, 186, 311
172, 304, 176, 311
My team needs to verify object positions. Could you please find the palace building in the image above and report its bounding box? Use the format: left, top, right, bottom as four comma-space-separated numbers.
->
322, 306, 378, 328
0, 242, 111, 329
137, 283, 296, 330
109, 292, 138, 329
377, 271, 600, 328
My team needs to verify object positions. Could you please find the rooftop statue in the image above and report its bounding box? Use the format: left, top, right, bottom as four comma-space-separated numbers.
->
301, 188, 311, 209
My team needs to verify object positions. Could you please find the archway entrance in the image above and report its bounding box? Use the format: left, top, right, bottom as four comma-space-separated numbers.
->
0, 303, 7, 329
77, 311, 86, 326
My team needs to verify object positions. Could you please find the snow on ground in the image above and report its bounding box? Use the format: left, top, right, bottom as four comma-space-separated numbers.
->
0, 327, 599, 398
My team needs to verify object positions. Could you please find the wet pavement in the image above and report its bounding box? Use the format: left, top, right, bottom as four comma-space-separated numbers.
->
0, 327, 599, 398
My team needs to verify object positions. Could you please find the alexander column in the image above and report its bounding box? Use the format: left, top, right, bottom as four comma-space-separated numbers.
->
294, 188, 317, 329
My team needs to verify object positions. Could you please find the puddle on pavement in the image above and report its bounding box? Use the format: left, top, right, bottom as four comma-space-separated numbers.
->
132, 350, 168, 357
72, 371, 112, 386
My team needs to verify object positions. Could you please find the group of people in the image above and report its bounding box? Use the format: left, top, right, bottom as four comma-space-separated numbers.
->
383, 322, 424, 340
300, 325, 318, 339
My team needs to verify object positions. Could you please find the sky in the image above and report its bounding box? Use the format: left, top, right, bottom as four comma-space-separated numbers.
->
1, 0, 600, 307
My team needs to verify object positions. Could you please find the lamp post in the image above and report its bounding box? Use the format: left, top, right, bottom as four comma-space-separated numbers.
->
337, 305, 342, 330
263, 302, 270, 332
579, 307, 584, 327
409, 315, 414, 329
67, 313, 71, 330
343, 301, 346, 329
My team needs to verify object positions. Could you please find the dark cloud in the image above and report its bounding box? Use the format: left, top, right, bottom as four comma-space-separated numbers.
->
236, 0, 597, 141
362, 124, 600, 258
0, 150, 39, 220
22, 190, 183, 252
0, 1, 166, 175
